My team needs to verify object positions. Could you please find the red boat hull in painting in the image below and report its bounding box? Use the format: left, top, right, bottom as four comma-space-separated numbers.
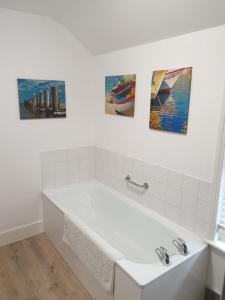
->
158, 68, 185, 96
158, 87, 171, 95
111, 80, 135, 114
111, 82, 132, 98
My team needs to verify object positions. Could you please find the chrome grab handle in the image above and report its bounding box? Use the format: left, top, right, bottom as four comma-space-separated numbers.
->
172, 238, 188, 256
125, 175, 149, 190
155, 246, 170, 265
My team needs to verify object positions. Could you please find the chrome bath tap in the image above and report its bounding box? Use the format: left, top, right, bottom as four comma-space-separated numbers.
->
172, 238, 188, 256
155, 246, 170, 265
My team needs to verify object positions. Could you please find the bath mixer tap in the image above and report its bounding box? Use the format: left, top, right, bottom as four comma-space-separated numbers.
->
155, 246, 170, 265
172, 238, 188, 256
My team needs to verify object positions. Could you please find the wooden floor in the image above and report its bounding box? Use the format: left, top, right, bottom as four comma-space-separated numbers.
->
0, 233, 92, 300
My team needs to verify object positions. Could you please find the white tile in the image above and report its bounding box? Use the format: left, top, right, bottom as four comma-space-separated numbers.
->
68, 172, 79, 184
116, 176, 126, 194
42, 176, 55, 189
55, 162, 67, 175
153, 182, 166, 202
41, 162, 55, 178
108, 175, 118, 191
80, 157, 95, 171
80, 170, 95, 181
182, 176, 199, 197
137, 190, 149, 205
68, 159, 79, 173
55, 173, 67, 187
79, 146, 95, 158
167, 170, 183, 190
95, 167, 100, 180
107, 151, 115, 172
197, 200, 211, 222
154, 166, 168, 184
54, 149, 67, 163
132, 159, 144, 181
165, 204, 181, 224
180, 211, 196, 232
40, 151, 54, 163
101, 149, 108, 164
95, 147, 103, 162
90, 157, 96, 170
149, 180, 156, 198
143, 193, 155, 211
198, 181, 212, 203
143, 163, 156, 181
181, 192, 197, 214
124, 156, 134, 174
117, 154, 126, 170
113, 160, 121, 178
95, 157, 103, 171
67, 148, 79, 161
111, 166, 118, 180
196, 219, 209, 238
151, 197, 165, 215
95, 169, 105, 182
165, 187, 182, 208
111, 152, 119, 169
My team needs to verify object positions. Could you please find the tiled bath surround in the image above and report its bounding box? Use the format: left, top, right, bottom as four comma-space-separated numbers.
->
41, 146, 213, 238
95, 147, 213, 239
41, 146, 95, 189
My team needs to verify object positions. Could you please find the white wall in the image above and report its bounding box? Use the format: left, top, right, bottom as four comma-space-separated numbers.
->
94, 26, 225, 182
0, 9, 95, 233
207, 247, 225, 296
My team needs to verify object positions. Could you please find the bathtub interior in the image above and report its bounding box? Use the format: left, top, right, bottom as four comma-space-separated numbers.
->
43, 180, 205, 267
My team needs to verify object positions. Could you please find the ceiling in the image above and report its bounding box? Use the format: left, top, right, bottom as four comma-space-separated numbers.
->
0, 0, 225, 55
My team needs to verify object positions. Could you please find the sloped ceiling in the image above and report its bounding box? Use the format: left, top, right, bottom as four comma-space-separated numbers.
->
0, 0, 225, 54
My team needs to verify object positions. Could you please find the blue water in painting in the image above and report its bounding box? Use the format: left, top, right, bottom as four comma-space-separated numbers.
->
105, 76, 123, 95
158, 74, 191, 133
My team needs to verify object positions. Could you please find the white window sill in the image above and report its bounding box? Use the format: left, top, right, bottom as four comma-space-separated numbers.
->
206, 239, 225, 254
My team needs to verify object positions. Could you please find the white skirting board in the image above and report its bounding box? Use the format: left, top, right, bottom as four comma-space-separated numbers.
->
0, 220, 44, 247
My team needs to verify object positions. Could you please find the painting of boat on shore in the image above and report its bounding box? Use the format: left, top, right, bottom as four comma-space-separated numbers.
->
150, 67, 192, 134
17, 79, 66, 119
105, 74, 136, 117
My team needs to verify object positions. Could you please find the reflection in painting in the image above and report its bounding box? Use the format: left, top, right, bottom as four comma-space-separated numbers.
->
17, 79, 66, 119
105, 74, 136, 117
150, 68, 192, 134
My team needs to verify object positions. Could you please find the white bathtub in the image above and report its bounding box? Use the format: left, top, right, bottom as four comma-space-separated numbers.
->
43, 179, 208, 300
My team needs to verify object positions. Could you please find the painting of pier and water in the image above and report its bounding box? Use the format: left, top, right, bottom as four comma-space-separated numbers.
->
150, 67, 192, 134
17, 79, 66, 119
105, 74, 136, 117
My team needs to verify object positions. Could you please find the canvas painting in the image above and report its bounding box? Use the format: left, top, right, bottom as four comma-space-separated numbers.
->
17, 79, 66, 119
105, 74, 136, 117
150, 67, 192, 134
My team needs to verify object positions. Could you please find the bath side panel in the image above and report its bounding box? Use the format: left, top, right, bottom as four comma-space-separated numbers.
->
142, 248, 209, 300
43, 195, 114, 300
114, 266, 142, 300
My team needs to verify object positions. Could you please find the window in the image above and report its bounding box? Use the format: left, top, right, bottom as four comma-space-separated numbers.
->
216, 156, 225, 241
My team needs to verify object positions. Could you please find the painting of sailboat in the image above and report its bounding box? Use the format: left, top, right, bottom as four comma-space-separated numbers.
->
150, 67, 192, 134
105, 74, 136, 117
